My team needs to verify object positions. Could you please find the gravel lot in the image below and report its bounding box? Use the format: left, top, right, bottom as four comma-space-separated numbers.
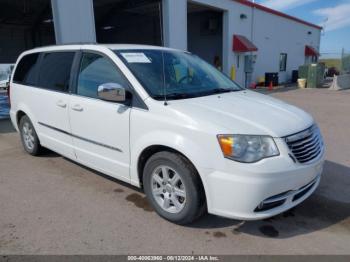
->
0, 88, 349, 255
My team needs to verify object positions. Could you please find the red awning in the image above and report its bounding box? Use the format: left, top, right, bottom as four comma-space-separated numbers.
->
233, 35, 258, 52
305, 45, 319, 56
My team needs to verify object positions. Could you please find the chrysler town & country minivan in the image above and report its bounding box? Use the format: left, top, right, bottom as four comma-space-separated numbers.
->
9, 44, 325, 224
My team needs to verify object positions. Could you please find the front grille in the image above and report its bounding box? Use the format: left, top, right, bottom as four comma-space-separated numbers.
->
285, 125, 323, 164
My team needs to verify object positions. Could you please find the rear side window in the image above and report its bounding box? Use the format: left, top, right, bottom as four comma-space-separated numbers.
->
13, 53, 40, 85
38, 52, 75, 92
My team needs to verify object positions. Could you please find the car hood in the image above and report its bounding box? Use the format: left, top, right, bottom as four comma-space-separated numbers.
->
168, 90, 314, 137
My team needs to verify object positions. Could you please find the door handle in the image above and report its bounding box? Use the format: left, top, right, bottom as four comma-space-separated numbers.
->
56, 100, 67, 108
71, 104, 83, 112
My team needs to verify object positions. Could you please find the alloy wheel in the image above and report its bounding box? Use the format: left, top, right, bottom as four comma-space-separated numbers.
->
151, 165, 187, 213
22, 122, 35, 151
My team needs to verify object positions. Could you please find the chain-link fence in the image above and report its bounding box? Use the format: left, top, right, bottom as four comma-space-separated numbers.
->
341, 50, 350, 73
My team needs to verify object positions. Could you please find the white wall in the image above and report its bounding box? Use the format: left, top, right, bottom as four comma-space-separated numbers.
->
252, 8, 321, 84
188, 0, 321, 86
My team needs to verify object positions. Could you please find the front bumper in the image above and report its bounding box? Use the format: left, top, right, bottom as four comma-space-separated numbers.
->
200, 139, 325, 220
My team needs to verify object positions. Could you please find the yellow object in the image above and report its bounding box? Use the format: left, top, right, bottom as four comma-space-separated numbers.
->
174, 67, 194, 82
297, 78, 307, 89
230, 66, 236, 80
218, 135, 233, 156
174, 68, 180, 82
258, 76, 265, 84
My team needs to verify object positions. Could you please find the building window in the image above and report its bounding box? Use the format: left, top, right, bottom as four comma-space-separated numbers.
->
237, 55, 240, 68
279, 53, 287, 72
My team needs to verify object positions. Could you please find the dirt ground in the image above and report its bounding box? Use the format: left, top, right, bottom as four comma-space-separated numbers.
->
0, 88, 349, 255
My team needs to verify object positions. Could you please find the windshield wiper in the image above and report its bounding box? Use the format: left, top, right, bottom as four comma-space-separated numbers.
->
207, 88, 237, 95
153, 93, 194, 100
152, 88, 239, 101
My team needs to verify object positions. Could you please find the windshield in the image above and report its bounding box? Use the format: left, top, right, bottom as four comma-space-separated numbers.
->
114, 49, 242, 100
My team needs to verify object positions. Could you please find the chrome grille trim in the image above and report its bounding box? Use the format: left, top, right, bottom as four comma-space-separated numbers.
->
289, 134, 319, 150
293, 141, 321, 156
285, 125, 324, 164
292, 139, 321, 154
255, 175, 320, 212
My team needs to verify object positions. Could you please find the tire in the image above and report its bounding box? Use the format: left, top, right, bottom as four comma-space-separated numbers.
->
143, 151, 206, 225
19, 115, 42, 156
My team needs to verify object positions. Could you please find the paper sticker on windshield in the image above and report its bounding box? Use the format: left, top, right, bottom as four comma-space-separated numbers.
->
121, 53, 151, 63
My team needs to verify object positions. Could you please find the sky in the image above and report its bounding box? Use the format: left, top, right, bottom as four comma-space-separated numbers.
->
255, 0, 350, 58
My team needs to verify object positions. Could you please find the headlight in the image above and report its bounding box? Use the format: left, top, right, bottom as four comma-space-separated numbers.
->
217, 135, 279, 163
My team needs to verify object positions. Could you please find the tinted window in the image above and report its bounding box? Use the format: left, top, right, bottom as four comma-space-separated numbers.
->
38, 52, 75, 92
77, 52, 129, 99
13, 53, 40, 85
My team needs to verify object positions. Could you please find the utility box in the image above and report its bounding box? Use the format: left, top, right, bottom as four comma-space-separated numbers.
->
307, 63, 325, 88
298, 65, 308, 79
298, 64, 325, 88
265, 72, 278, 86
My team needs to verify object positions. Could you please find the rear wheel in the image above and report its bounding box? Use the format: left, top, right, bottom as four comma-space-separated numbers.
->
19, 115, 42, 156
143, 151, 206, 224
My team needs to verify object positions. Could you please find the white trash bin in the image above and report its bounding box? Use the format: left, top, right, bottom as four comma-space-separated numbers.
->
298, 78, 307, 89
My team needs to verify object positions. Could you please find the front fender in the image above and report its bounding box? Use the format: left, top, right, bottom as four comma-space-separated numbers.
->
130, 130, 204, 181
129, 130, 215, 205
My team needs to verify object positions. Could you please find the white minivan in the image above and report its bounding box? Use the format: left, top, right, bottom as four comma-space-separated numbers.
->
9, 44, 325, 224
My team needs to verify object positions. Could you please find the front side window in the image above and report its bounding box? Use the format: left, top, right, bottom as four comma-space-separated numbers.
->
13, 53, 40, 85
279, 53, 287, 72
38, 52, 75, 92
77, 52, 129, 99
115, 49, 242, 100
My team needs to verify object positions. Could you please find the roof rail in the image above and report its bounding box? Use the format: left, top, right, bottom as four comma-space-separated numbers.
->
32, 42, 98, 49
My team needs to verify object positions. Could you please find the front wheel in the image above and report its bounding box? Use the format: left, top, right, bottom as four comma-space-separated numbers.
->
143, 151, 206, 224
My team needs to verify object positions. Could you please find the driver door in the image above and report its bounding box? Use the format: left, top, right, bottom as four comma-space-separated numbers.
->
69, 51, 131, 181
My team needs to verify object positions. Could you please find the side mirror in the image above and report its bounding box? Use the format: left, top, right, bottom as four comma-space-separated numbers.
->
97, 83, 130, 103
